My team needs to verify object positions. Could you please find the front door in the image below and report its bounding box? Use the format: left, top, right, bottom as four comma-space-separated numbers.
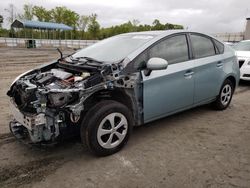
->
141, 34, 195, 123
143, 61, 195, 123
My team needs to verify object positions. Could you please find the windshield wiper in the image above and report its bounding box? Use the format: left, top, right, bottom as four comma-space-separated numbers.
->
56, 48, 63, 59
69, 56, 104, 64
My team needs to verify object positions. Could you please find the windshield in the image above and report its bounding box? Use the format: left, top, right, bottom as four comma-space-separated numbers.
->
72, 34, 155, 62
234, 41, 250, 51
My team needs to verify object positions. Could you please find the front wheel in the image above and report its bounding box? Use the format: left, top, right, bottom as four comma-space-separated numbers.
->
212, 79, 234, 110
81, 100, 133, 156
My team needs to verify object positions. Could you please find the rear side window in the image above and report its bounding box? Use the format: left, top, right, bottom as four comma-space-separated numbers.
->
190, 34, 216, 58
148, 34, 189, 64
213, 39, 224, 54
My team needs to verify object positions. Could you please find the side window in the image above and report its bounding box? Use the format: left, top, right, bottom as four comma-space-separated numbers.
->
130, 34, 189, 72
213, 39, 224, 54
148, 34, 189, 64
190, 34, 216, 58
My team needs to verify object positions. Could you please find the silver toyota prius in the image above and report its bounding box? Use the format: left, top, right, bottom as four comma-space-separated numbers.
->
7, 30, 240, 156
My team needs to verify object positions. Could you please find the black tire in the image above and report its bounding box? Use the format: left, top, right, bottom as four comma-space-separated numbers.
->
212, 79, 234, 110
80, 100, 133, 156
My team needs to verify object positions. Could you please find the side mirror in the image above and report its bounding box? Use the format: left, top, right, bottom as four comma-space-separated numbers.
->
146, 57, 168, 70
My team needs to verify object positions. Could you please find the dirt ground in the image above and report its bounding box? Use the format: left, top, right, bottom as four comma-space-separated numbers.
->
0, 47, 250, 188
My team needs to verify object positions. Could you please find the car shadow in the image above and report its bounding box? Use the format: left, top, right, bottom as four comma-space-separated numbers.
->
133, 104, 211, 134
7, 104, 211, 159
239, 80, 250, 87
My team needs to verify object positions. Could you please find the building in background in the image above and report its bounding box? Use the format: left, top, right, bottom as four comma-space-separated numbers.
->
213, 18, 250, 42
244, 18, 250, 40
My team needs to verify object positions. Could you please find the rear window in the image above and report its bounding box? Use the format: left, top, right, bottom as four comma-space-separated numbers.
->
213, 39, 224, 54
190, 34, 216, 58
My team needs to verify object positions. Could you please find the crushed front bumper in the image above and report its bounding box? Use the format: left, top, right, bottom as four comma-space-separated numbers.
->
9, 99, 46, 131
9, 99, 61, 144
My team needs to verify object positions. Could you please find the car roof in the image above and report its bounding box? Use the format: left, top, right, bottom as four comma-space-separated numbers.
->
120, 30, 217, 41
120, 30, 189, 37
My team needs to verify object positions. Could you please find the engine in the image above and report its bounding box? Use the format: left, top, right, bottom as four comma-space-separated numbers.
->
10, 67, 98, 113
34, 69, 75, 108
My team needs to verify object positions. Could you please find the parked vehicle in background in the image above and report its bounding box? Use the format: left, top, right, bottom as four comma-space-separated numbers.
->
224, 42, 234, 46
7, 30, 240, 156
234, 40, 250, 80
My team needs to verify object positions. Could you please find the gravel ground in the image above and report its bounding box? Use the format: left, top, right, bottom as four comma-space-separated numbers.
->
0, 47, 250, 188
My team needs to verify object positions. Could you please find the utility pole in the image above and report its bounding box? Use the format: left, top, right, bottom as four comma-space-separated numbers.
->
4, 4, 16, 26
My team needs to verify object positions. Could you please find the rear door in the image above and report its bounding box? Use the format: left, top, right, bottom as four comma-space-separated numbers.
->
141, 34, 195, 122
189, 33, 225, 104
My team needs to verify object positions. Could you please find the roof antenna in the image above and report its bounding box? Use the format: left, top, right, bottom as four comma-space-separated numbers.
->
57, 48, 63, 59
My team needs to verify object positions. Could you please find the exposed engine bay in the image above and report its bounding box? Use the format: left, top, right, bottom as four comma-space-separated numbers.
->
7, 54, 141, 144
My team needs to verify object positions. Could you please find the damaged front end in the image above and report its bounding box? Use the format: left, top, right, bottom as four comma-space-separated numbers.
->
7, 55, 140, 145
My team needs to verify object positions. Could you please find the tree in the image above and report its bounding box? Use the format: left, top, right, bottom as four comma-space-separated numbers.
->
64, 9, 79, 28
4, 4, 16, 24
78, 15, 90, 39
50, 6, 79, 39
32, 6, 52, 22
88, 14, 100, 39
51, 6, 64, 23
1, 3, 184, 39
0, 15, 3, 28
51, 6, 79, 27
152, 19, 160, 27
78, 15, 89, 31
132, 19, 140, 31
152, 19, 165, 30
19, 4, 34, 20
174, 24, 184, 29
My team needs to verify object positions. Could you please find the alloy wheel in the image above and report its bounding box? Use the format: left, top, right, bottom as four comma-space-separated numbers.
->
220, 84, 232, 106
97, 112, 128, 149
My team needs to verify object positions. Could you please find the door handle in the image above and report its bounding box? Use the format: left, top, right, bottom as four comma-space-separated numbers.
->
217, 61, 223, 68
184, 71, 194, 78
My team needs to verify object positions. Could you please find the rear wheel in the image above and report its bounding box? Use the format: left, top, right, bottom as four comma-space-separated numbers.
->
212, 79, 234, 110
81, 100, 133, 156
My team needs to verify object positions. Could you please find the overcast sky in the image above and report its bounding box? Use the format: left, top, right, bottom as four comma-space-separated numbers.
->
0, 0, 249, 33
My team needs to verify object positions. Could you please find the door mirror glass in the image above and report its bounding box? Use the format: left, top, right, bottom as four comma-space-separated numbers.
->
146, 57, 168, 70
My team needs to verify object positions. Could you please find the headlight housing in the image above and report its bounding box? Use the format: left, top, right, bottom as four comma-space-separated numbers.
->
10, 70, 32, 87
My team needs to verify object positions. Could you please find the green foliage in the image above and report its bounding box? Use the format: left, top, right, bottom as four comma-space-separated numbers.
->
78, 15, 89, 31
32, 6, 52, 22
78, 15, 90, 39
87, 14, 100, 39
18, 4, 34, 20
0, 28, 9, 37
1, 3, 184, 39
98, 20, 184, 39
152, 19, 165, 30
51, 6, 79, 28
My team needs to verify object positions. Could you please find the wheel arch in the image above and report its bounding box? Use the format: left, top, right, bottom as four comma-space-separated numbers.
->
82, 88, 139, 125
225, 75, 237, 90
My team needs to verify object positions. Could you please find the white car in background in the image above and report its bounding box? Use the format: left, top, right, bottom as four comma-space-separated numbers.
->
234, 40, 250, 80
224, 42, 234, 46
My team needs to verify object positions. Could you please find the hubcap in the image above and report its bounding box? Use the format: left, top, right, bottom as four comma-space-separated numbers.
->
97, 112, 128, 149
220, 84, 232, 106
